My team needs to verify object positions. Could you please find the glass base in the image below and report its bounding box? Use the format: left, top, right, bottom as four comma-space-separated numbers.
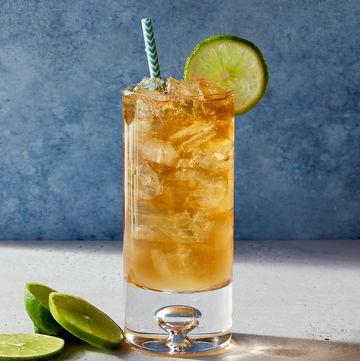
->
125, 329, 232, 354
124, 282, 232, 355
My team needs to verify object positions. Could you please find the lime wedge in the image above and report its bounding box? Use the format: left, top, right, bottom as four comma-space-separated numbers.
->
24, 283, 65, 336
184, 34, 269, 115
49, 292, 123, 350
0, 333, 64, 360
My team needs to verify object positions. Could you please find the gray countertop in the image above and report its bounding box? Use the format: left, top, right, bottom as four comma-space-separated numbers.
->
0, 240, 359, 360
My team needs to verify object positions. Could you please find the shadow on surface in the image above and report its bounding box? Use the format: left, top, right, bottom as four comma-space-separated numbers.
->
56, 333, 360, 360
53, 340, 129, 360
198, 333, 360, 361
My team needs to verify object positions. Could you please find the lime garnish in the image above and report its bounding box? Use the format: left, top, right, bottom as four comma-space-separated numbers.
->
184, 34, 269, 115
49, 292, 123, 350
24, 283, 65, 336
0, 333, 64, 360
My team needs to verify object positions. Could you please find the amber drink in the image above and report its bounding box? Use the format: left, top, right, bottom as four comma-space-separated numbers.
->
123, 77, 234, 353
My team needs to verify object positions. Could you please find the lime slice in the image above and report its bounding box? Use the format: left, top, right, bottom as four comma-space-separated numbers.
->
184, 34, 269, 115
0, 333, 64, 360
49, 292, 123, 350
24, 283, 65, 336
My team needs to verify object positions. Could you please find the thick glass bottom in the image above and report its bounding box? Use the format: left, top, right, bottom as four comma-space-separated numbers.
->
125, 328, 232, 354
124, 282, 232, 355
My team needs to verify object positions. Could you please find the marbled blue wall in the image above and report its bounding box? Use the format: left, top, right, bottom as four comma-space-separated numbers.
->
0, 0, 359, 240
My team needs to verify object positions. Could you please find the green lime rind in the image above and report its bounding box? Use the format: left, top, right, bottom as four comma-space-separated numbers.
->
24, 283, 66, 336
0, 333, 64, 361
184, 34, 269, 115
49, 292, 124, 350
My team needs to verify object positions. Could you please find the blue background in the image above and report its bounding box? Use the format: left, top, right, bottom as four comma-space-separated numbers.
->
0, 0, 359, 240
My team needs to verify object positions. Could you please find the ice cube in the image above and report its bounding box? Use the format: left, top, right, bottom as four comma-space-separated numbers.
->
177, 138, 233, 172
141, 141, 178, 166
170, 122, 213, 142
161, 228, 197, 243
135, 97, 155, 119
196, 173, 228, 208
138, 118, 153, 133
180, 130, 217, 153
137, 164, 162, 199
134, 87, 182, 133
134, 210, 195, 244
165, 77, 204, 98
197, 78, 229, 99
133, 224, 159, 241
134, 77, 166, 92
174, 168, 200, 183
135, 97, 175, 136
138, 210, 190, 230
198, 138, 234, 171
150, 244, 201, 285
123, 94, 136, 125
150, 244, 195, 278
174, 169, 228, 209
159, 211, 196, 243
165, 77, 228, 99
150, 248, 173, 277
191, 210, 233, 247
169, 210, 192, 229
191, 210, 212, 241
132, 76, 227, 100
135, 211, 167, 234
170, 121, 216, 152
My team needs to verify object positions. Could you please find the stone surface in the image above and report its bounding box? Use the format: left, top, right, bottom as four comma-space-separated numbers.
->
0, 240, 359, 360
0, 1, 359, 240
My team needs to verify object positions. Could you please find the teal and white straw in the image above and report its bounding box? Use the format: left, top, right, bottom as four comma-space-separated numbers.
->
141, 18, 161, 78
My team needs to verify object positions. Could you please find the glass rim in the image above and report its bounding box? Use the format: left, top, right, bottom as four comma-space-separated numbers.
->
122, 84, 234, 102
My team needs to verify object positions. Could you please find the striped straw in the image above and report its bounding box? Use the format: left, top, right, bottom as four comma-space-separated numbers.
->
141, 17, 161, 78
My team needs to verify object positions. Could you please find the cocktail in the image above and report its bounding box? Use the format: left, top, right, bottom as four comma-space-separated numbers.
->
123, 76, 234, 352
122, 18, 268, 355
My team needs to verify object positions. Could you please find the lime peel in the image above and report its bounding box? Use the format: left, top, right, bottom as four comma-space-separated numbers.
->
184, 34, 269, 115
0, 333, 64, 361
24, 283, 66, 336
49, 292, 124, 350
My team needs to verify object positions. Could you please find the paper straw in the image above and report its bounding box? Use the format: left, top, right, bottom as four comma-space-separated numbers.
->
141, 18, 161, 78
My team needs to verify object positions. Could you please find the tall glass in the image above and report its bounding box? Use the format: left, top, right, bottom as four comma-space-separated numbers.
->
122, 82, 234, 354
